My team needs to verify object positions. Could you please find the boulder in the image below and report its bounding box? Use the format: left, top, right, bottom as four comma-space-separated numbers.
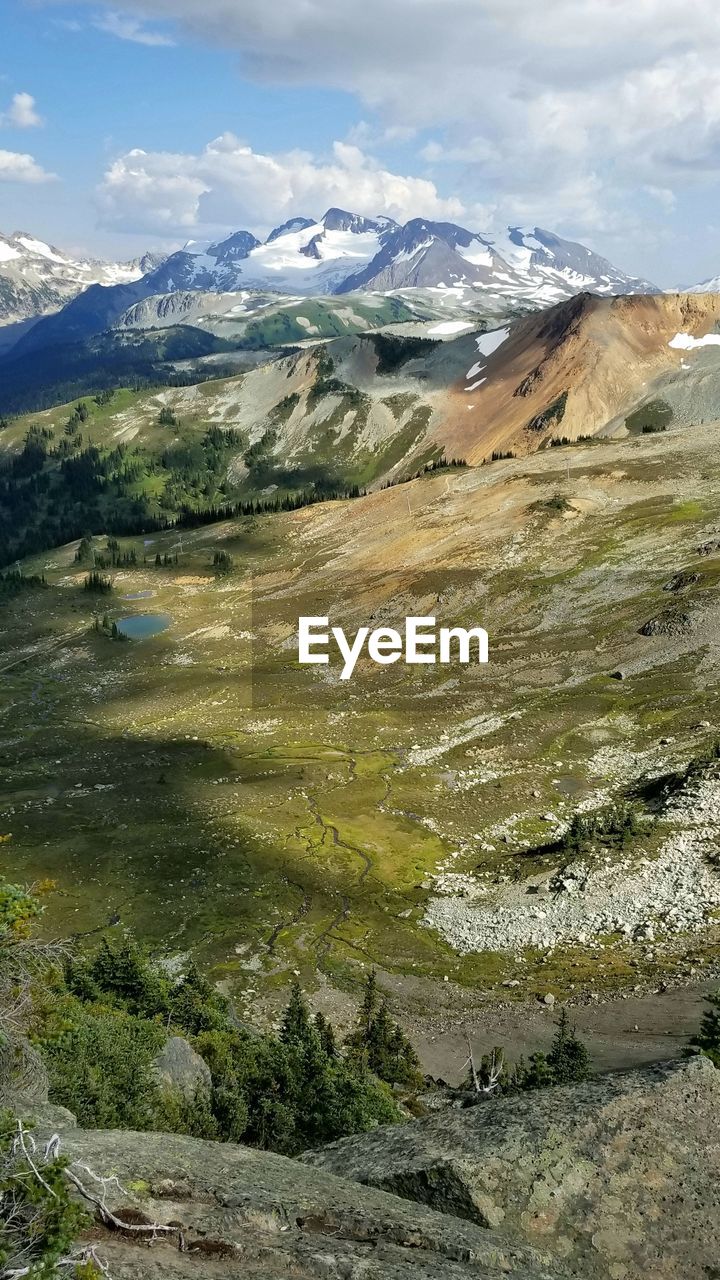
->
303, 1057, 720, 1280
151, 1036, 211, 1102
32, 1126, 565, 1280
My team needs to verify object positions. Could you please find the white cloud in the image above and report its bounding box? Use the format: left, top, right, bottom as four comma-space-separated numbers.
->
96, 134, 466, 234
71, 0, 720, 241
0, 92, 43, 128
0, 150, 56, 183
645, 185, 677, 213
93, 10, 175, 45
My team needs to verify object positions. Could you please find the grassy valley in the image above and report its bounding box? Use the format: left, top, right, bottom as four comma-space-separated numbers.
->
1, 416, 719, 1057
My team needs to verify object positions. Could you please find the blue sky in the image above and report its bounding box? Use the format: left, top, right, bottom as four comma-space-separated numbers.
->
3, 0, 720, 285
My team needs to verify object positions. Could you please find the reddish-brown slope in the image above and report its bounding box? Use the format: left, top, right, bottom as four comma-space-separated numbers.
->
431, 292, 720, 464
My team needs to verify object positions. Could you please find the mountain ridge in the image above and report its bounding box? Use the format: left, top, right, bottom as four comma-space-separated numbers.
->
8, 211, 659, 357
0, 229, 163, 329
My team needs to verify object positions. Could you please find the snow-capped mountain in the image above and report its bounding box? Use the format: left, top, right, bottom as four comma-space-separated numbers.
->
684, 273, 720, 294
0, 230, 163, 327
168, 213, 654, 303
11, 210, 657, 356
334, 221, 656, 302
172, 209, 400, 296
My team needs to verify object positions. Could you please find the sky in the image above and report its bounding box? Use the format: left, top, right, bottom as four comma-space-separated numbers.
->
2, 0, 720, 285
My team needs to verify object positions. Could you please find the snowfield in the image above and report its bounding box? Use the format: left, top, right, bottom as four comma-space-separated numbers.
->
427, 320, 475, 336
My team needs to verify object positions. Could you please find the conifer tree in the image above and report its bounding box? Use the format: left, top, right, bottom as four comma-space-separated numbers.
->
314, 1011, 337, 1058
688, 990, 720, 1067
280, 981, 314, 1048
546, 1008, 592, 1084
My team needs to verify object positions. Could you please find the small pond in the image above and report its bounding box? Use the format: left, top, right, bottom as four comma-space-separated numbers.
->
116, 612, 172, 640
122, 590, 156, 601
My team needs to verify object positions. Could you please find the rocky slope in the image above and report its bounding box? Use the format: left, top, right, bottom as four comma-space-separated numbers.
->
427, 289, 720, 463
8, 288, 715, 495
25, 1121, 563, 1280
305, 1057, 720, 1280
11, 1056, 715, 1279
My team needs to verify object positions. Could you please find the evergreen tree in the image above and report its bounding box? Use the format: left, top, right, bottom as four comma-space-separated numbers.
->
687, 990, 720, 1067
83, 570, 112, 594
280, 981, 314, 1048
546, 1009, 592, 1084
358, 970, 379, 1037
347, 972, 422, 1089
170, 962, 229, 1035
66, 935, 169, 1018
314, 1011, 337, 1058
518, 1051, 555, 1090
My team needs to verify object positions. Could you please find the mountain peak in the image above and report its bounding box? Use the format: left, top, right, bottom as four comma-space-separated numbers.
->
321, 208, 393, 234
4, 214, 662, 355
266, 216, 316, 244
0, 228, 168, 330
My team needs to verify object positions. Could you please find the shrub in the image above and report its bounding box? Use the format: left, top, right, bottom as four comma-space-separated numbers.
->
40, 1002, 165, 1129
0, 1109, 94, 1277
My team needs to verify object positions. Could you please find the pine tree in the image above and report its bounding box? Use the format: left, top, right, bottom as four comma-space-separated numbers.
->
547, 1009, 592, 1084
520, 1051, 556, 1090
688, 990, 720, 1067
358, 970, 379, 1036
171, 961, 229, 1034
280, 981, 314, 1048
347, 973, 422, 1090
314, 1011, 337, 1058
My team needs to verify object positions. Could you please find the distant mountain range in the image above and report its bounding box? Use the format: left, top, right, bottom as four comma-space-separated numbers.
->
2, 210, 661, 357
685, 273, 720, 294
0, 230, 162, 330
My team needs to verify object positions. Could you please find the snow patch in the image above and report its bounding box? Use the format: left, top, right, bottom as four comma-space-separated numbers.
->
474, 326, 510, 357
16, 236, 68, 264
669, 331, 720, 350
426, 319, 475, 336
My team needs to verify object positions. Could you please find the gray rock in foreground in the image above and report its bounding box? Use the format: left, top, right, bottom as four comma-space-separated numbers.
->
303, 1057, 720, 1280
152, 1035, 212, 1101
36, 1125, 565, 1280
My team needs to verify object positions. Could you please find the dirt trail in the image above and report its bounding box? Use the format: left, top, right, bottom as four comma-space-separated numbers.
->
409, 980, 718, 1083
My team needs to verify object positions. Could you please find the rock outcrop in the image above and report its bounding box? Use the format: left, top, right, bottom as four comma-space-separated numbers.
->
33, 1124, 565, 1280
303, 1058, 720, 1280
151, 1036, 212, 1102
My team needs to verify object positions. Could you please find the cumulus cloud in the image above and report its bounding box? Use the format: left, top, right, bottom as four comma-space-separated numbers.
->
70, 0, 720, 237
0, 150, 56, 182
1, 92, 43, 128
96, 134, 467, 234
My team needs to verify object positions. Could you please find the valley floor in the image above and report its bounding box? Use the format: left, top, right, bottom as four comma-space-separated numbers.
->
1, 417, 719, 1058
